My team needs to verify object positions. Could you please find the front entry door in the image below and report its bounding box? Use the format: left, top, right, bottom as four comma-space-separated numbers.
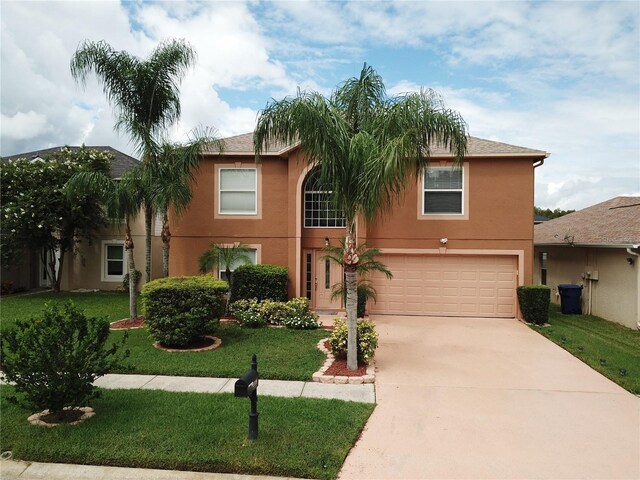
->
313, 250, 343, 311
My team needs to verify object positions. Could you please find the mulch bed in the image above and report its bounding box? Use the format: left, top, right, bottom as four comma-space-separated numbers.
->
322, 340, 367, 376
157, 336, 216, 351
110, 316, 145, 330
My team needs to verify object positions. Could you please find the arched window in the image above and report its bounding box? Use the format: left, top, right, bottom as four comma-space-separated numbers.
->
303, 169, 345, 228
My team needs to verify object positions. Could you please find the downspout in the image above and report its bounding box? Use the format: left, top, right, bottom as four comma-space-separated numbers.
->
626, 245, 640, 330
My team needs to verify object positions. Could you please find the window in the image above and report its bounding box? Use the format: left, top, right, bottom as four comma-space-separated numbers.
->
219, 168, 257, 215
102, 241, 125, 281
540, 252, 548, 285
219, 249, 257, 283
423, 166, 464, 215
304, 169, 345, 228
305, 253, 313, 300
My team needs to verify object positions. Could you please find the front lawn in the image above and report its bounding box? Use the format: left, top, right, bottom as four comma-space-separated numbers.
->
1, 291, 327, 381
531, 304, 640, 394
1, 386, 373, 480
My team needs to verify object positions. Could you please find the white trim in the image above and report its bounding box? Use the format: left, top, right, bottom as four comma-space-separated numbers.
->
422, 165, 464, 216
218, 167, 257, 215
101, 240, 126, 282
217, 247, 259, 280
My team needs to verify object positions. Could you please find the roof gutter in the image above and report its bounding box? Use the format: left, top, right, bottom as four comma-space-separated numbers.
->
534, 243, 640, 249
533, 153, 550, 169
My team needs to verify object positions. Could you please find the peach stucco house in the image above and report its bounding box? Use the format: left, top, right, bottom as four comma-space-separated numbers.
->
170, 132, 548, 318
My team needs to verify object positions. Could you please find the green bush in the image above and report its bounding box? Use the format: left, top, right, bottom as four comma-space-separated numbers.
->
230, 264, 288, 302
229, 296, 319, 329
0, 302, 127, 418
329, 318, 378, 364
517, 285, 551, 325
141, 276, 228, 346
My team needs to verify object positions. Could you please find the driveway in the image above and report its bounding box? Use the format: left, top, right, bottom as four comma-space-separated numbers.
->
339, 316, 640, 479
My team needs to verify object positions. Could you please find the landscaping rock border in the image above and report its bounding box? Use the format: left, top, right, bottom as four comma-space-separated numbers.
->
153, 336, 222, 353
28, 407, 94, 427
312, 338, 375, 384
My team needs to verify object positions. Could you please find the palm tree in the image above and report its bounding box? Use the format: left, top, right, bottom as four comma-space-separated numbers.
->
254, 64, 467, 370
147, 129, 223, 277
71, 39, 197, 283
65, 167, 145, 321
199, 243, 253, 287
324, 241, 392, 314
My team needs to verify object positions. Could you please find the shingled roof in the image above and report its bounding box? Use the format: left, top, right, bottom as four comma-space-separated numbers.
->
1, 146, 139, 178
204, 131, 548, 158
534, 196, 640, 247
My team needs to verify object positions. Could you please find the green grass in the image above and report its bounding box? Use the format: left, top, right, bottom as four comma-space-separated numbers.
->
531, 304, 640, 394
1, 386, 374, 480
1, 292, 327, 381
113, 326, 326, 380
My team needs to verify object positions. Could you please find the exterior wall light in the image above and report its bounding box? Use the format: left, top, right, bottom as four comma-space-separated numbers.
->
440, 237, 448, 245
324, 237, 330, 247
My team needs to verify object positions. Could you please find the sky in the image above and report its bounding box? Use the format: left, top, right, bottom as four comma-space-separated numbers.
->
1, 0, 639, 210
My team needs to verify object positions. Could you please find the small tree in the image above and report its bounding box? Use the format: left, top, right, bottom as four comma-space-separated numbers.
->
0, 302, 128, 421
1, 147, 112, 291
198, 243, 253, 287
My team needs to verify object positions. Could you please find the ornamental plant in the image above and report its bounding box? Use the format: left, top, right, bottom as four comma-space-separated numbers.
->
517, 285, 551, 325
0, 302, 128, 421
282, 311, 320, 330
329, 318, 378, 364
230, 264, 288, 302
141, 276, 227, 346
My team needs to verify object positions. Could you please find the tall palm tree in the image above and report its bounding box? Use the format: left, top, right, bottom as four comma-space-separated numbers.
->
199, 243, 253, 287
147, 129, 223, 277
65, 167, 145, 321
254, 64, 468, 370
71, 39, 197, 283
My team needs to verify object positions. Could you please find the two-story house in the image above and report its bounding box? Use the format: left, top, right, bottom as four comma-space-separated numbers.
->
169, 132, 548, 318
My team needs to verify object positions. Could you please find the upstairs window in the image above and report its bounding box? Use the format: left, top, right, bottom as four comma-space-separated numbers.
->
423, 166, 464, 215
219, 168, 257, 215
304, 169, 345, 228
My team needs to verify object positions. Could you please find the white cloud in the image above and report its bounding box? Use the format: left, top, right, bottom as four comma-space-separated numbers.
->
1, 111, 50, 140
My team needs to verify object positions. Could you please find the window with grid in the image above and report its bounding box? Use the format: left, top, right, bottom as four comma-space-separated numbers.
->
423, 166, 464, 215
219, 249, 257, 283
219, 168, 257, 215
304, 170, 345, 228
103, 242, 125, 281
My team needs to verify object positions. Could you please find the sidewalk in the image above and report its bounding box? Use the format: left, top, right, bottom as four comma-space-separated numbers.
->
0, 460, 307, 480
94, 373, 375, 403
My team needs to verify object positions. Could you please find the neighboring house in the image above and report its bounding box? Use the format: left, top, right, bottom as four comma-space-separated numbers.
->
1, 146, 163, 292
534, 196, 640, 329
170, 132, 548, 319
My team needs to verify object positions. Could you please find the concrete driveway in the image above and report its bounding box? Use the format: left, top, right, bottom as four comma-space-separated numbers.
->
339, 316, 640, 480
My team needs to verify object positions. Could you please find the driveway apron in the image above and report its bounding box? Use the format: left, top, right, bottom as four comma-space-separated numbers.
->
339, 316, 640, 479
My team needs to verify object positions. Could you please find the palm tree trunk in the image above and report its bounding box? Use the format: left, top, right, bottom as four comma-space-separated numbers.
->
125, 221, 137, 321
161, 212, 170, 277
145, 203, 153, 283
343, 227, 360, 371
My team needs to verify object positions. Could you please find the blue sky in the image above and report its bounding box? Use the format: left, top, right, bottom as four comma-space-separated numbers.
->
1, 0, 638, 210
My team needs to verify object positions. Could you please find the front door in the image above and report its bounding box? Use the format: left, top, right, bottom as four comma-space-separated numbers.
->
313, 250, 343, 311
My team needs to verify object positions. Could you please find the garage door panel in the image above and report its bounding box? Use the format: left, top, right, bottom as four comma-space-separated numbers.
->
370, 254, 517, 318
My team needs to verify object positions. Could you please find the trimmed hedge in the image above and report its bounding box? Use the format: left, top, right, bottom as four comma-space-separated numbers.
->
141, 276, 228, 347
517, 285, 551, 325
230, 264, 288, 302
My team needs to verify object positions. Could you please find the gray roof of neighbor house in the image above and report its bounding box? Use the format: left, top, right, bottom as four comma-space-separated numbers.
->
534, 196, 640, 247
204, 132, 549, 158
1, 146, 139, 178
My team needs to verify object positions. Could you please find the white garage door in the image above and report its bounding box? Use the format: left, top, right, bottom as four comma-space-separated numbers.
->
369, 254, 517, 317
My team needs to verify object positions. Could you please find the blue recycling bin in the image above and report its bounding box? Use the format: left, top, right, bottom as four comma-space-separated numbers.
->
557, 284, 583, 314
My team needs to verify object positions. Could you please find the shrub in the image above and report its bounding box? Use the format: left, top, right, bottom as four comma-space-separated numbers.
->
357, 283, 377, 317
329, 318, 378, 364
517, 285, 551, 325
0, 302, 128, 418
259, 299, 294, 326
287, 297, 310, 316
230, 264, 288, 302
283, 310, 320, 330
231, 298, 266, 328
123, 269, 142, 291
141, 276, 228, 346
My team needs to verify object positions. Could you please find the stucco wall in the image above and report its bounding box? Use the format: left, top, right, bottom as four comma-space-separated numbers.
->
534, 246, 639, 329
170, 151, 536, 299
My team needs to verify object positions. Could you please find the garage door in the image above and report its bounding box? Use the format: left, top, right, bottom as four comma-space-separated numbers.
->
369, 255, 517, 317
